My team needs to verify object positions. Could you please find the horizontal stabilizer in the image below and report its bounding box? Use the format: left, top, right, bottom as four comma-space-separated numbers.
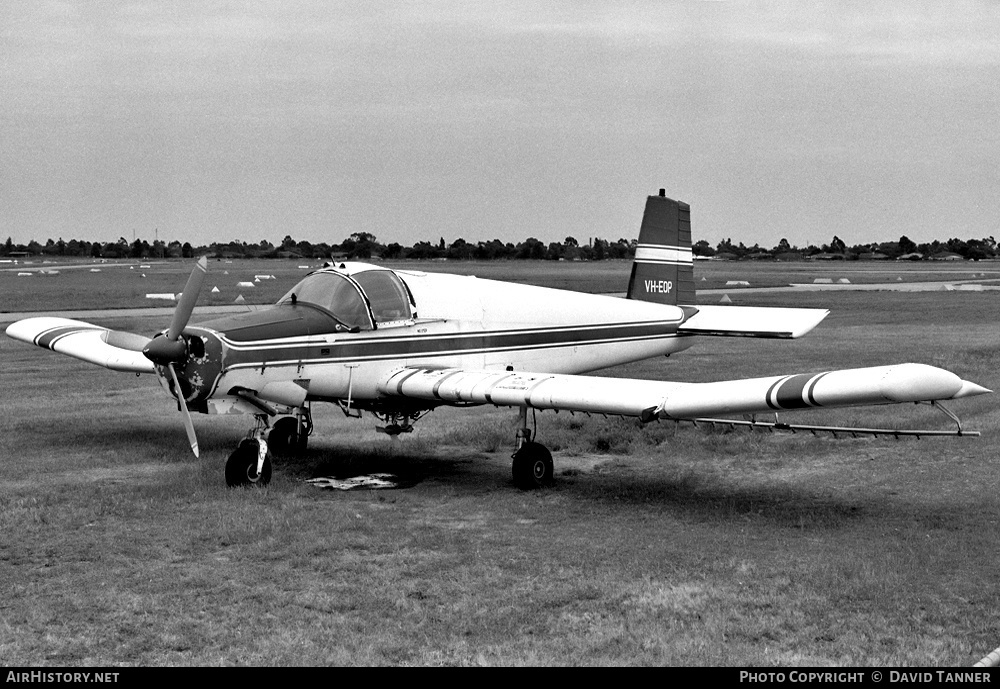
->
379, 363, 989, 423
678, 305, 829, 339
5, 317, 155, 374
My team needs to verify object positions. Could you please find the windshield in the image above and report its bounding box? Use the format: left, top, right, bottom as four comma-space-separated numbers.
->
353, 270, 413, 323
277, 272, 373, 330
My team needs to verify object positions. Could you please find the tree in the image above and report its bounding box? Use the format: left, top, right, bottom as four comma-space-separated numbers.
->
692, 239, 715, 257
407, 241, 440, 259
517, 237, 546, 260
447, 238, 473, 260
350, 232, 376, 244
592, 238, 607, 260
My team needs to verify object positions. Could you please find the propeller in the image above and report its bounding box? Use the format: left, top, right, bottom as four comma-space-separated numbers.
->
167, 363, 200, 458
142, 256, 208, 458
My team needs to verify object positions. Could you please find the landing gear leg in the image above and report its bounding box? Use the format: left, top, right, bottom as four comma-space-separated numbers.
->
511, 405, 553, 489
226, 415, 272, 488
268, 403, 312, 457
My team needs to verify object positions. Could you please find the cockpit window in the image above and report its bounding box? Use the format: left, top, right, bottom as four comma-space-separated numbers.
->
277, 272, 374, 330
352, 270, 413, 323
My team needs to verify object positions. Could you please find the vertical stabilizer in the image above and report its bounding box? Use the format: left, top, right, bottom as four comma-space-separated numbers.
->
626, 190, 696, 306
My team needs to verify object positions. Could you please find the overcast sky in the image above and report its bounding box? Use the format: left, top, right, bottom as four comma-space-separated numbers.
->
3, 1, 998, 250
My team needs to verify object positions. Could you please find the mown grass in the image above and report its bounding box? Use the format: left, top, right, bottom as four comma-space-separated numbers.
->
2, 263, 1000, 666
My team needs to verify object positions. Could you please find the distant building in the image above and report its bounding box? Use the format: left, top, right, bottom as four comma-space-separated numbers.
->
774, 252, 804, 261
807, 252, 846, 261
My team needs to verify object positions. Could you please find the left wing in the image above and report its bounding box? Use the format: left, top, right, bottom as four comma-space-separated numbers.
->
379, 364, 989, 423
6, 317, 155, 374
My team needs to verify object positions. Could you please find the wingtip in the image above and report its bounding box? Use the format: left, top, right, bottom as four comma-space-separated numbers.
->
954, 381, 992, 399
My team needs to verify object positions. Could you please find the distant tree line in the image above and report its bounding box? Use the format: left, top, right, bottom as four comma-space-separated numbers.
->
699, 234, 999, 261
0, 233, 637, 261
2, 231, 998, 261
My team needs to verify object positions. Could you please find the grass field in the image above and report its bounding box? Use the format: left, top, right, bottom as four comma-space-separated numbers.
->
2, 259, 1000, 666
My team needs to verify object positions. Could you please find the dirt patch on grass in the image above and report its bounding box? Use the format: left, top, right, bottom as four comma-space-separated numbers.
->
0, 463, 185, 491
553, 453, 619, 477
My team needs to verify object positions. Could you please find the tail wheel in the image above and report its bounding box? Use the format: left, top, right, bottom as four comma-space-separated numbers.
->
225, 439, 272, 488
511, 441, 554, 490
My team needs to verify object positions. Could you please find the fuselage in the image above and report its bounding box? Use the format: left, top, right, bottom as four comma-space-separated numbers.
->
159, 263, 694, 414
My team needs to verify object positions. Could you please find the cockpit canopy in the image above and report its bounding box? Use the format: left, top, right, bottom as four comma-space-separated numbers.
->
277, 269, 413, 331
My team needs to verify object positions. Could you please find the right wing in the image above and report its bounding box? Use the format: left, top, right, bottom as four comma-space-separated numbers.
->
6, 317, 155, 374
379, 363, 990, 423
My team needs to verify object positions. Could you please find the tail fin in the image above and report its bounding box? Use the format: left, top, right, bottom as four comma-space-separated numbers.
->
626, 190, 696, 306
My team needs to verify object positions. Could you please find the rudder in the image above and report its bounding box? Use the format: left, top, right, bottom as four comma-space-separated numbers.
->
626, 190, 695, 306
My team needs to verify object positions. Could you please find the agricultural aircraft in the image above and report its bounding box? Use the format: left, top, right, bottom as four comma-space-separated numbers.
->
6, 191, 990, 488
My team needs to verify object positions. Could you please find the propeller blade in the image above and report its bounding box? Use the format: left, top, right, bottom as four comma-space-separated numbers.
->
168, 364, 200, 458
167, 256, 208, 342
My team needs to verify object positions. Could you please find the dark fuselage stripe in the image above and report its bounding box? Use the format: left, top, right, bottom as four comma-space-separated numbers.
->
219, 321, 677, 369
216, 319, 676, 351
221, 332, 676, 371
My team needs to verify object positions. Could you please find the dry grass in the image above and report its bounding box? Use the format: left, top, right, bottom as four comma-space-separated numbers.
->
2, 261, 1000, 666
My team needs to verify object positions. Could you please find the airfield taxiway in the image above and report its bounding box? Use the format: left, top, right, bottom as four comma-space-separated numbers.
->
4, 277, 998, 325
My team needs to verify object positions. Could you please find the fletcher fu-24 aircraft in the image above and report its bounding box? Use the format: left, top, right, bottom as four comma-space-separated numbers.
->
6, 191, 991, 488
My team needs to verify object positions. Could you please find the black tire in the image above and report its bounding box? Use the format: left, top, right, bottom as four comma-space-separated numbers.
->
268, 417, 303, 457
511, 441, 554, 489
225, 439, 272, 488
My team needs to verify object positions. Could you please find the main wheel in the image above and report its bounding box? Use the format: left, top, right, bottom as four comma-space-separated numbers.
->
511, 441, 554, 489
225, 439, 272, 487
268, 417, 304, 457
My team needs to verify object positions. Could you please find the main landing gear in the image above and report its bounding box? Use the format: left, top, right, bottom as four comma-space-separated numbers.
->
511, 406, 554, 490
267, 406, 312, 458
225, 406, 312, 488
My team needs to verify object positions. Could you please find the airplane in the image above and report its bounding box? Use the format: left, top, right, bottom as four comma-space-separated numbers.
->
6, 190, 991, 489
